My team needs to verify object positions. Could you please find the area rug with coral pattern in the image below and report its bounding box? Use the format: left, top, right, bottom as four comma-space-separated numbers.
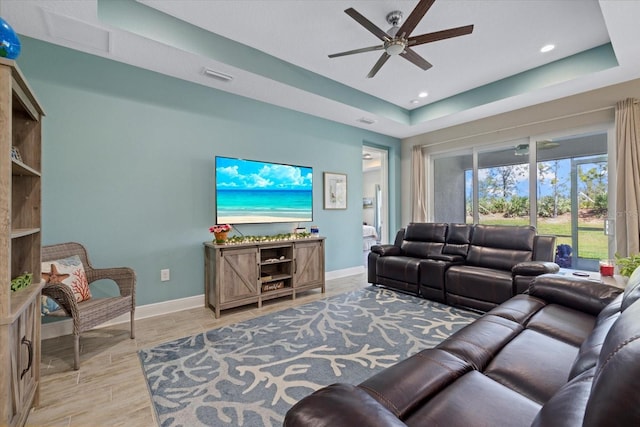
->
138, 286, 480, 426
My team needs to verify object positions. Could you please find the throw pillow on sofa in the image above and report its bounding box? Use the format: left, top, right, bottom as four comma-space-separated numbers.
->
41, 255, 91, 315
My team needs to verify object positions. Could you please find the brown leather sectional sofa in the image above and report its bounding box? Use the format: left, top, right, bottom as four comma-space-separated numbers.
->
368, 222, 559, 311
285, 270, 640, 426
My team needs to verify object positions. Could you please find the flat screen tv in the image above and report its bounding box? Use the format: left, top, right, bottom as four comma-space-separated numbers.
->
215, 156, 313, 224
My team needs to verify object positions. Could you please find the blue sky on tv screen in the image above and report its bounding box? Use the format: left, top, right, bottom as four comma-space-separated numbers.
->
216, 157, 312, 190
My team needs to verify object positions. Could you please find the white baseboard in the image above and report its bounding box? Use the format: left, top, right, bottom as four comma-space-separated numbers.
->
42, 266, 365, 340
325, 265, 365, 280
41, 294, 204, 340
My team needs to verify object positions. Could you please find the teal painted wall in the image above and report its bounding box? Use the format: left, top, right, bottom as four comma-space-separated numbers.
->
17, 37, 401, 306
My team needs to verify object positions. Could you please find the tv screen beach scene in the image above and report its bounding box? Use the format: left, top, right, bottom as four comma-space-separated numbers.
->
215, 157, 313, 224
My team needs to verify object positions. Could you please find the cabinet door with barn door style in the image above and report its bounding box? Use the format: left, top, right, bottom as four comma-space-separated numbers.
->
293, 240, 325, 294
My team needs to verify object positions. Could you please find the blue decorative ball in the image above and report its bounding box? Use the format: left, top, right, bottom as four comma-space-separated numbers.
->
0, 17, 21, 59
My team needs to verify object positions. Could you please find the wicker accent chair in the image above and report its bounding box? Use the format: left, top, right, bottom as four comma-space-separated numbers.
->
41, 242, 136, 370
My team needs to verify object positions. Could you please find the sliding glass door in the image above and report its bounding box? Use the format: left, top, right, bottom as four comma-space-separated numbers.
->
573, 157, 608, 269
431, 130, 610, 271
535, 134, 608, 270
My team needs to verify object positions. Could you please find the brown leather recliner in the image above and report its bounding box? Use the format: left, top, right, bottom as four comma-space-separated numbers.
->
445, 224, 558, 311
418, 223, 473, 303
369, 223, 558, 311
367, 223, 448, 295
284, 269, 640, 426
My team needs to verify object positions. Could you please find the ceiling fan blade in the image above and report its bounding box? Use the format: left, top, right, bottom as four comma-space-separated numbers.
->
345, 8, 390, 42
408, 25, 474, 46
400, 48, 432, 71
367, 53, 391, 78
396, 0, 436, 38
328, 44, 385, 58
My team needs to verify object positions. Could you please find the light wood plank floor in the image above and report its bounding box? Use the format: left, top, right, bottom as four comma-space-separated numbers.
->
26, 273, 367, 427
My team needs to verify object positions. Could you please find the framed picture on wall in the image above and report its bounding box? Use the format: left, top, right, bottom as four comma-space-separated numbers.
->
323, 172, 347, 210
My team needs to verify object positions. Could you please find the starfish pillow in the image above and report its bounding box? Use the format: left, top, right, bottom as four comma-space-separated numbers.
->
41, 255, 92, 315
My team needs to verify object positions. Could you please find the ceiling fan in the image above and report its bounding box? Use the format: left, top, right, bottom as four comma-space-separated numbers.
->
329, 0, 474, 78
514, 141, 561, 156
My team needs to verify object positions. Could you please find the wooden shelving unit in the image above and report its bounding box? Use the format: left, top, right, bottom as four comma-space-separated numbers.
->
260, 244, 293, 296
204, 237, 325, 318
0, 58, 45, 427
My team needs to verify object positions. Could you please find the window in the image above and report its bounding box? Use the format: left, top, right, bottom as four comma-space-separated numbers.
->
477, 146, 529, 226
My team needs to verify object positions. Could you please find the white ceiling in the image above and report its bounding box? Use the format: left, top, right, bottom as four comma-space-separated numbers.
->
2, 0, 640, 138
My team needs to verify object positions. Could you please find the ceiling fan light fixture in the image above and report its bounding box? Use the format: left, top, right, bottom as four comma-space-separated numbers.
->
385, 40, 406, 56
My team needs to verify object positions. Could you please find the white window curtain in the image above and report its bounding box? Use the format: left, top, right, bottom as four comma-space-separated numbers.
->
615, 98, 640, 256
412, 145, 427, 222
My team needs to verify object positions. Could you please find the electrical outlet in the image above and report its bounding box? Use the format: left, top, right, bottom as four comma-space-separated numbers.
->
160, 269, 170, 282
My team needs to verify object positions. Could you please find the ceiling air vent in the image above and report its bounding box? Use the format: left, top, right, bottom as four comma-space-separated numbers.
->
202, 68, 234, 82
357, 117, 377, 125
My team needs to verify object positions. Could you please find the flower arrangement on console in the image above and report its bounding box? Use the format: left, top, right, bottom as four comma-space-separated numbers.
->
209, 224, 232, 243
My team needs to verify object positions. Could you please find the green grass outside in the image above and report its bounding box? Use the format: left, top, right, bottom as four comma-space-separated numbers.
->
473, 216, 607, 259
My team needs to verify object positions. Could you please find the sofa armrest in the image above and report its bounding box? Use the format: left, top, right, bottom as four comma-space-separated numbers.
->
512, 261, 559, 276
284, 383, 406, 427
428, 254, 465, 263
529, 274, 623, 316
371, 245, 401, 256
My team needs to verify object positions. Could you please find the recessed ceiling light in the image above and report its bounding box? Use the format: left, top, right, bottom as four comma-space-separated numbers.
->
540, 44, 555, 53
410, 99, 420, 105
418, 92, 428, 98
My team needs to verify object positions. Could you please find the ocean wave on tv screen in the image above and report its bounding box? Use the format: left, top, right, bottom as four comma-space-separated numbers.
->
217, 190, 312, 210
216, 189, 312, 223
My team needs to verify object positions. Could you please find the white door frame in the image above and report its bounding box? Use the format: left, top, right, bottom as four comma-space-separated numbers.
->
363, 146, 390, 244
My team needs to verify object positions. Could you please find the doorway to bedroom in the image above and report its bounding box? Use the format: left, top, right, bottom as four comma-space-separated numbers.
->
362, 146, 389, 265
